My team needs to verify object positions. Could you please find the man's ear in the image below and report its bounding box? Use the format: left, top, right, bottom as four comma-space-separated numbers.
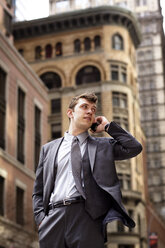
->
67, 108, 73, 119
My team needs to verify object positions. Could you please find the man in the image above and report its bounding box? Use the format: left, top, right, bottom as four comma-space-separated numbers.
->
33, 92, 142, 248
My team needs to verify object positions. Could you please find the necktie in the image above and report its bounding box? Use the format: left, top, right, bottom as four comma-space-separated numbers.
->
71, 136, 86, 199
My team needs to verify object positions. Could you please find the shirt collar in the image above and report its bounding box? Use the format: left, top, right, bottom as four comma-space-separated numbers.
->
64, 131, 89, 145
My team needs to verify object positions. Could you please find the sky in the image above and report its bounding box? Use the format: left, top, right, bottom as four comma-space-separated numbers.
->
24, 0, 165, 31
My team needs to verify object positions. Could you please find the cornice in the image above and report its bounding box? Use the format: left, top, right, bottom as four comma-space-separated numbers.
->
12, 6, 141, 48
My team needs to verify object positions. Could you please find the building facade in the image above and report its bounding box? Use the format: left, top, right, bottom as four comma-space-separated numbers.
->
0, 1, 48, 247
13, 5, 148, 248
49, 0, 165, 221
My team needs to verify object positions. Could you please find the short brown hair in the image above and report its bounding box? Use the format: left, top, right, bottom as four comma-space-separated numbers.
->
69, 92, 98, 110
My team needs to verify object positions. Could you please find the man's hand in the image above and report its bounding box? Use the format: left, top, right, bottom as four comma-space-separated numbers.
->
91, 116, 109, 133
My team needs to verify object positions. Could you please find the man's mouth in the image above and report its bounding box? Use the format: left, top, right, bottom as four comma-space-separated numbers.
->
84, 117, 92, 121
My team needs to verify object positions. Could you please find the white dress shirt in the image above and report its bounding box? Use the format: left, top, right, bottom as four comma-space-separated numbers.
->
49, 131, 89, 204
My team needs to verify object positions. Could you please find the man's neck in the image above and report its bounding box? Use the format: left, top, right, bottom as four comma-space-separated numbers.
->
68, 126, 88, 136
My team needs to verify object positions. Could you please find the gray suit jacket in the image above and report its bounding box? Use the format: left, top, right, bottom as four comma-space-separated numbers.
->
32, 121, 142, 228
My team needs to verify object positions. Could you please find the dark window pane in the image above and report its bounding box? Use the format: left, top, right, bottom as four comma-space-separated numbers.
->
40, 72, 62, 89
51, 124, 61, 140
117, 221, 124, 232
16, 187, 24, 225
84, 37, 91, 51
111, 71, 119, 80
0, 176, 4, 216
17, 88, 25, 163
55, 42, 62, 56
94, 35, 101, 49
45, 44, 52, 58
51, 99, 61, 114
0, 67, 6, 150
121, 72, 127, 83
34, 106, 41, 171
76, 66, 101, 85
18, 49, 24, 56
35, 46, 42, 60
4, 10, 12, 35
74, 39, 81, 53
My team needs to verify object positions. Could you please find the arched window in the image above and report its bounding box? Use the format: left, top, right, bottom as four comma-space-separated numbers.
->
35, 46, 42, 60
18, 48, 24, 56
94, 35, 101, 49
40, 72, 62, 89
74, 39, 81, 53
84, 37, 91, 51
55, 42, 62, 56
45, 44, 52, 58
112, 34, 124, 50
76, 66, 101, 85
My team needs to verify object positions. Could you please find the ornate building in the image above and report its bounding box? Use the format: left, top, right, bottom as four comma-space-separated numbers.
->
49, 0, 165, 221
13, 4, 148, 248
0, 0, 48, 247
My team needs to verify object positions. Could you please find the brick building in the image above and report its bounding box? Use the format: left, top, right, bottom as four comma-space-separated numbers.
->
0, 0, 48, 247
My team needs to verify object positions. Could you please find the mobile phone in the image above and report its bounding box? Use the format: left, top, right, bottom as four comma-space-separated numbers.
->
91, 122, 100, 132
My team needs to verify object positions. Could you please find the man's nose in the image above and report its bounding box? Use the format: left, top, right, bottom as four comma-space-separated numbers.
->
87, 108, 92, 114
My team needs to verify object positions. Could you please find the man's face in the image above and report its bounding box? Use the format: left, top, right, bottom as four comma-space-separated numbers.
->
68, 98, 97, 131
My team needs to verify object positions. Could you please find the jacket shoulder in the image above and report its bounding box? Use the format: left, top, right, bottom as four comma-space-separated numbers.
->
42, 137, 63, 151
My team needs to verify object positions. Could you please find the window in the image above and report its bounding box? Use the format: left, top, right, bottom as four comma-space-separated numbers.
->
45, 44, 53, 58
16, 187, 24, 225
94, 35, 101, 50
51, 123, 61, 140
117, 221, 124, 232
17, 88, 25, 164
84, 37, 91, 51
152, 192, 162, 203
111, 65, 119, 80
112, 34, 124, 50
135, 0, 140, 6
145, 50, 152, 60
40, 72, 62, 89
118, 173, 131, 190
4, 10, 12, 35
6, 0, 13, 7
74, 39, 81, 53
114, 116, 129, 130
111, 64, 127, 83
51, 99, 61, 114
34, 106, 41, 171
95, 93, 102, 115
0, 67, 6, 150
55, 42, 62, 56
0, 176, 5, 216
18, 48, 24, 56
112, 92, 127, 109
35, 46, 42, 60
121, 67, 127, 83
76, 66, 101, 85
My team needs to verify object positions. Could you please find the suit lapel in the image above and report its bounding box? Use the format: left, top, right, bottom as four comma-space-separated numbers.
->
88, 136, 98, 172
49, 137, 64, 175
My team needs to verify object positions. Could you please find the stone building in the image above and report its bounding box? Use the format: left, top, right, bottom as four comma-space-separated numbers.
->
49, 0, 165, 222
13, 4, 148, 248
0, 0, 48, 247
